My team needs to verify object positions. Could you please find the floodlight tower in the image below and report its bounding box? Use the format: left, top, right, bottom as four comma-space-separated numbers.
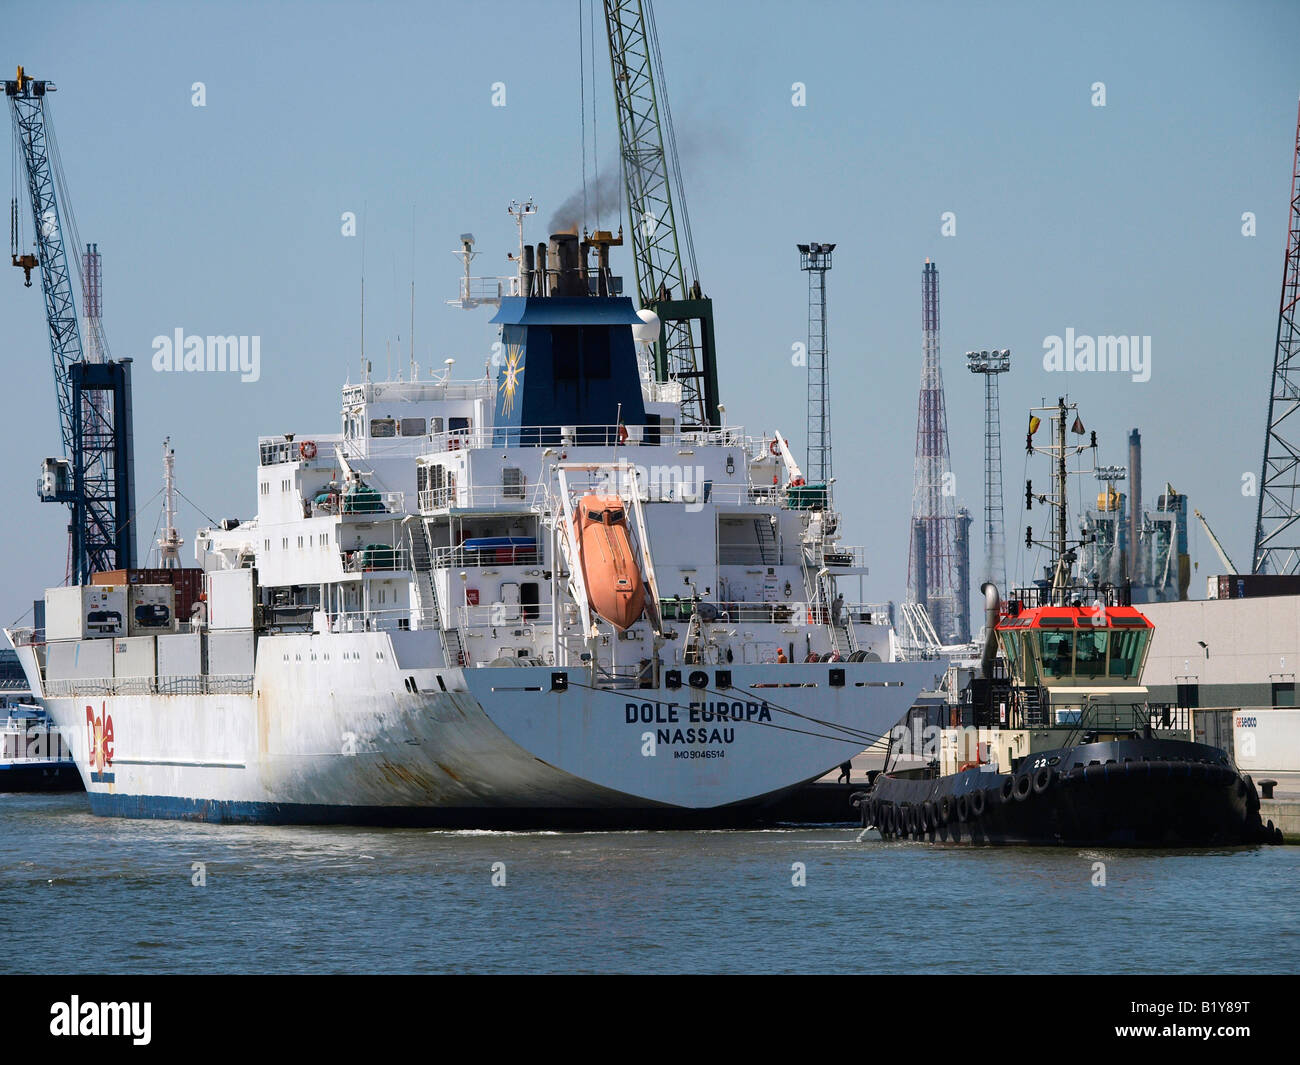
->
966, 349, 1011, 595
798, 242, 835, 483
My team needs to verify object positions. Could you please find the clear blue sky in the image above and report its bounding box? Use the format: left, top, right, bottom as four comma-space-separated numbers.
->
2, 0, 1298, 624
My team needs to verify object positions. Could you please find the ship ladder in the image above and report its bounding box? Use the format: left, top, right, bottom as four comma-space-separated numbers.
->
754, 516, 779, 567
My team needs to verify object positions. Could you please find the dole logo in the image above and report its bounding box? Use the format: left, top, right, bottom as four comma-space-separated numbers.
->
86, 702, 115, 783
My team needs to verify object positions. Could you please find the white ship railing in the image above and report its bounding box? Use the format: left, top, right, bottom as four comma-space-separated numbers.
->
44, 674, 255, 697
454, 604, 555, 629
341, 379, 494, 405
429, 542, 543, 570
326, 608, 414, 633
447, 275, 517, 306
419, 482, 550, 513
421, 423, 757, 456
418, 480, 785, 515
308, 490, 407, 518
641, 379, 683, 405
656, 599, 893, 627
341, 546, 413, 573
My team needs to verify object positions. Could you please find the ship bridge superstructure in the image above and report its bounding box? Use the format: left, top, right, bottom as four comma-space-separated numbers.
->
183, 224, 890, 682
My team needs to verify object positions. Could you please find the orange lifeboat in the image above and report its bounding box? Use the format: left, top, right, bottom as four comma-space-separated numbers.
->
573, 493, 646, 631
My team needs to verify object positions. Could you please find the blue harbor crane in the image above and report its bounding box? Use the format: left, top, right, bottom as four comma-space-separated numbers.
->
7, 66, 135, 583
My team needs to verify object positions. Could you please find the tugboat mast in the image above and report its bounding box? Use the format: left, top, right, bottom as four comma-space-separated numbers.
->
1025, 395, 1098, 603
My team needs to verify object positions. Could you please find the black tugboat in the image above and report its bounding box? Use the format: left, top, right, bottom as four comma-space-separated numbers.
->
857, 399, 1281, 846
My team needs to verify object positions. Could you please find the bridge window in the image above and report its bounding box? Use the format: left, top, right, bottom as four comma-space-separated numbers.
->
1001, 630, 1021, 675
370, 418, 397, 438
1038, 631, 1074, 679
1108, 629, 1149, 679
1074, 630, 1108, 678
400, 417, 426, 437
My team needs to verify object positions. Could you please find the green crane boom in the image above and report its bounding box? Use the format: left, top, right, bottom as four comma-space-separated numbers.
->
603, 0, 720, 430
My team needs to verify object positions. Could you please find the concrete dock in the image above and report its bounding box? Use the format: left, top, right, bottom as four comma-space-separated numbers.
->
1256, 771, 1300, 843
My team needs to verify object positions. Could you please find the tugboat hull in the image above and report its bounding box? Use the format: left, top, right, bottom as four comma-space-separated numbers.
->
858, 739, 1283, 847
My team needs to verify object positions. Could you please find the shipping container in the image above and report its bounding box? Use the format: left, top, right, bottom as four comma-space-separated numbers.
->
157, 632, 202, 676
113, 636, 157, 678
45, 585, 128, 641
207, 629, 254, 675
93, 568, 204, 623
127, 585, 177, 636
46, 638, 114, 681
1213, 573, 1300, 600
206, 569, 257, 629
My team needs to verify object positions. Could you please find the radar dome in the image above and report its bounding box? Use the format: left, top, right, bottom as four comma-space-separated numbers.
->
633, 309, 661, 345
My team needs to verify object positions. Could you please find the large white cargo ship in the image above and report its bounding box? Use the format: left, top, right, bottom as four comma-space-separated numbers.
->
6, 221, 936, 826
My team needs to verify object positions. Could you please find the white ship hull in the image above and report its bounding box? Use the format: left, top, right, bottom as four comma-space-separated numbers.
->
24, 632, 933, 824
8, 231, 941, 827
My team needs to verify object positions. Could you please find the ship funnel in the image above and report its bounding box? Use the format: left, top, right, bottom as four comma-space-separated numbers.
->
536, 242, 550, 296
522, 244, 535, 297
979, 581, 1000, 679
549, 231, 584, 298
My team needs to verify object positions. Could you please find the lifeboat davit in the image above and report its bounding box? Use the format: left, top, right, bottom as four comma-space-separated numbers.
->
573, 493, 646, 631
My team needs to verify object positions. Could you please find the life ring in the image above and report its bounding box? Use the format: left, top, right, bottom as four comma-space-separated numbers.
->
299, 440, 317, 460
768, 439, 780, 456
1032, 766, 1054, 794
970, 789, 986, 817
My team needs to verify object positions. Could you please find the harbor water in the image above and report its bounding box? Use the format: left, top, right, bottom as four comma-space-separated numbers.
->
2, 793, 1296, 974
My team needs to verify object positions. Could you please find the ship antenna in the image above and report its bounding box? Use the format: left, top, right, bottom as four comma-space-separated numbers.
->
360, 201, 367, 374
410, 204, 417, 381
158, 437, 183, 569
